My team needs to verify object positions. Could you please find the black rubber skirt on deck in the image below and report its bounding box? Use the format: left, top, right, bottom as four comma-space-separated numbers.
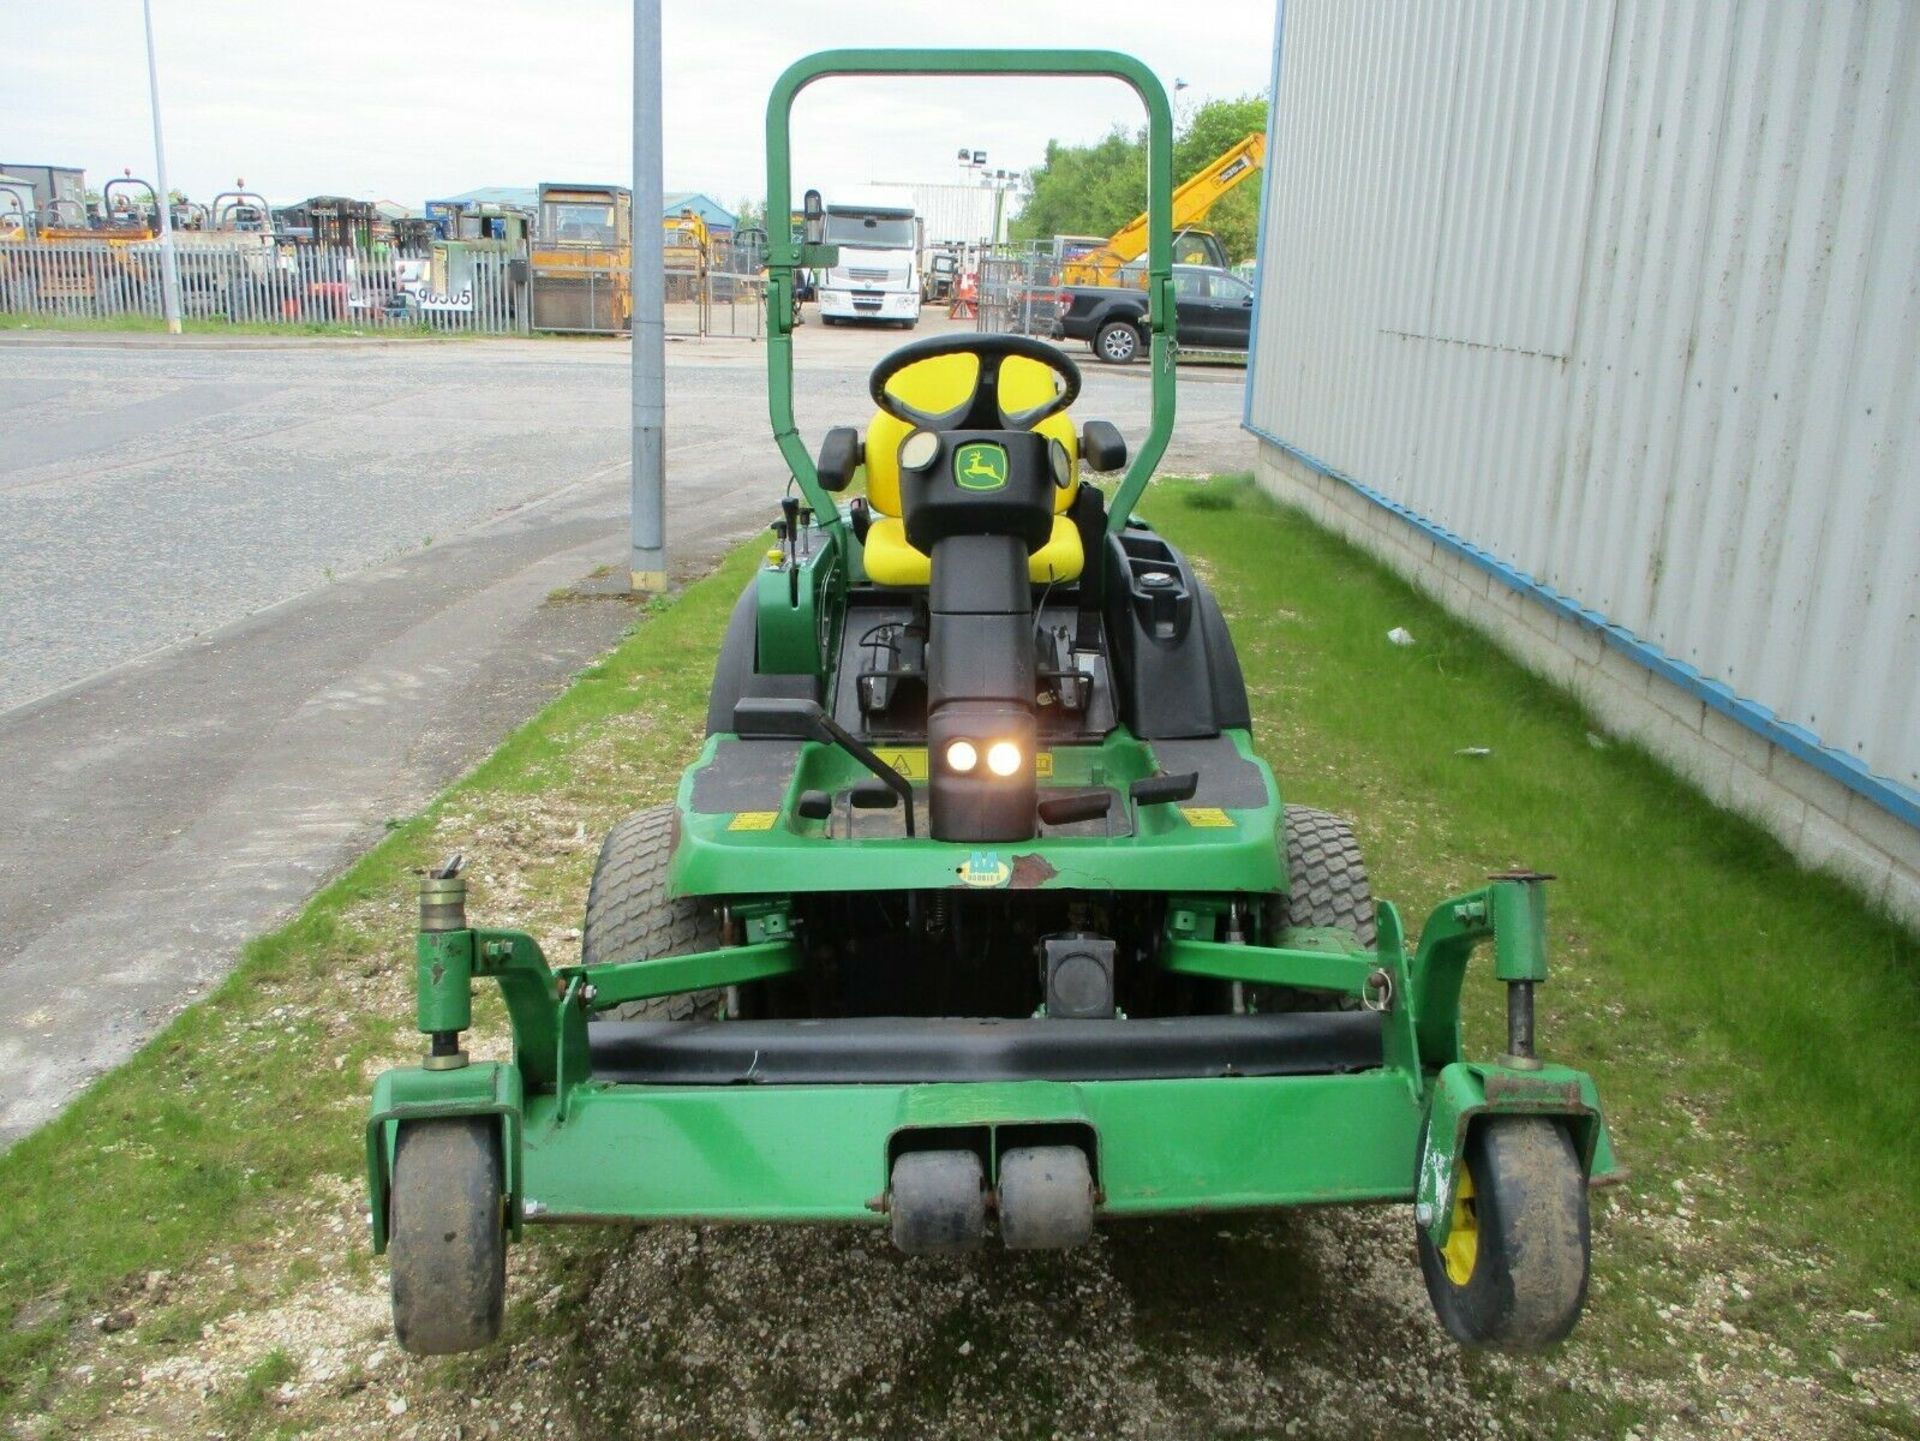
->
588, 1013, 1384, 1085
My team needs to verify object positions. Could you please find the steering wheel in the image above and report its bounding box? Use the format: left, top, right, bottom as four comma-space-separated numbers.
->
869, 332, 1081, 433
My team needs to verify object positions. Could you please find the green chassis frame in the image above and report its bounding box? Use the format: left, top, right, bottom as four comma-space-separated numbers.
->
367, 49, 1619, 1258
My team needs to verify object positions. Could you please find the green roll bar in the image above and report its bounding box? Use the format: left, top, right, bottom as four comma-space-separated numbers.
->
764, 49, 1176, 542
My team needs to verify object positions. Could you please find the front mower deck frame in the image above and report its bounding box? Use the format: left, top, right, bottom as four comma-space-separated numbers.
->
367, 875, 1621, 1249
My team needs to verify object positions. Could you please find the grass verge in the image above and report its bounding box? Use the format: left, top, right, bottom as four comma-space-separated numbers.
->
0, 479, 1913, 1439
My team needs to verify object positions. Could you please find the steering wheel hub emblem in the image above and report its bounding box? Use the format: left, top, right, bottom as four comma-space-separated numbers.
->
953, 442, 1009, 491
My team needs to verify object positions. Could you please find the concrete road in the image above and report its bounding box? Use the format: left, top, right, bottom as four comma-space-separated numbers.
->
0, 317, 1251, 1145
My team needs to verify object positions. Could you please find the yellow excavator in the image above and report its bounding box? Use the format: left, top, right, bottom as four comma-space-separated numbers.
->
1061, 131, 1265, 286
661, 208, 710, 302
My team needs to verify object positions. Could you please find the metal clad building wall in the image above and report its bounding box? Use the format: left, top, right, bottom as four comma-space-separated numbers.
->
873, 181, 1005, 245
1248, 0, 1920, 795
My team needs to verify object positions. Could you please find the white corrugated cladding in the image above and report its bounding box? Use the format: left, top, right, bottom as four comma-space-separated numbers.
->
1247, 0, 1920, 795
872, 180, 1006, 245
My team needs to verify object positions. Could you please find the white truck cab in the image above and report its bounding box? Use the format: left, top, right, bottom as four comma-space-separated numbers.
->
815, 191, 922, 327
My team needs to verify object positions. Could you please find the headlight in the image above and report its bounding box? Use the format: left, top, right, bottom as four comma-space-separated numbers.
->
986, 741, 1021, 777
945, 740, 978, 773
899, 429, 939, 471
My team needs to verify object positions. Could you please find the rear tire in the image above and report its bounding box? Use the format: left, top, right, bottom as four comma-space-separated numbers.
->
388, 1119, 505, 1355
1094, 319, 1141, 364
583, 804, 723, 1021
1417, 1117, 1591, 1350
1252, 805, 1375, 1012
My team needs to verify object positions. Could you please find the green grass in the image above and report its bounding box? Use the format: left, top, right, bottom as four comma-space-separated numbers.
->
1145, 475, 1920, 1361
0, 476, 1914, 1436
211, 1347, 296, 1435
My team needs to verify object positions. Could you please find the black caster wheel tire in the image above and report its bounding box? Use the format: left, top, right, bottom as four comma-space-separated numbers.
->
1417, 1116, 1590, 1351
890, 1149, 987, 1255
997, 1145, 1094, 1250
388, 1118, 506, 1355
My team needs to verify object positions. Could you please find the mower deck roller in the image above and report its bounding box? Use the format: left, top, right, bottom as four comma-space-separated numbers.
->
368, 46, 1619, 1357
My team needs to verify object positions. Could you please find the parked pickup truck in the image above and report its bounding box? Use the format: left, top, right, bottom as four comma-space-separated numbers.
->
1052, 263, 1254, 363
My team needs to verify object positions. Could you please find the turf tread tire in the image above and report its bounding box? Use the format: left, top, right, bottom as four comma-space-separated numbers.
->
1274, 804, 1376, 946
582, 805, 722, 1022
1251, 806, 1375, 1013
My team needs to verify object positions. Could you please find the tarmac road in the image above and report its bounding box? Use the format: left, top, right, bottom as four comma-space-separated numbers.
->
0, 317, 1252, 1146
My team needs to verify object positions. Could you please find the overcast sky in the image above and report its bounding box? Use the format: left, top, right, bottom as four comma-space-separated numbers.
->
2, 0, 1275, 212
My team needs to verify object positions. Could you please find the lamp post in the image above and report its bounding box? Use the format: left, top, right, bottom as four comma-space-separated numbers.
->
629, 0, 667, 594
141, 0, 182, 334
990, 170, 1010, 247
957, 149, 1014, 246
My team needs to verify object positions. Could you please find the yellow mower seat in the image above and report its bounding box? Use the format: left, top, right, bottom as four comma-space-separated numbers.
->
864, 513, 1083, 587
863, 350, 1084, 587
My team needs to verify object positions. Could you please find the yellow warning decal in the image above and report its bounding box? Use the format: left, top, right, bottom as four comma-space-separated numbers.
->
870, 748, 929, 780
869, 749, 1054, 780
1180, 806, 1234, 828
728, 811, 779, 831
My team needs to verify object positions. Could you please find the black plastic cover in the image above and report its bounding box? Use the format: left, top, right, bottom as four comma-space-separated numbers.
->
899, 430, 1056, 553
1101, 531, 1252, 738
705, 583, 818, 735
816, 426, 862, 492
1079, 420, 1128, 473
589, 1012, 1385, 1084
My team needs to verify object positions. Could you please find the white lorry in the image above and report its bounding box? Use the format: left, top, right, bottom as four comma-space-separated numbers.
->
814, 189, 922, 327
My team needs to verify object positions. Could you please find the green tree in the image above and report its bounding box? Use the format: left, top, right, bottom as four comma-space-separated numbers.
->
1009, 128, 1147, 245
1010, 95, 1269, 263
732, 197, 766, 233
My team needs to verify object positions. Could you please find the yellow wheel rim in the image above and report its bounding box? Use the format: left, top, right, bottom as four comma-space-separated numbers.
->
1440, 1165, 1480, 1287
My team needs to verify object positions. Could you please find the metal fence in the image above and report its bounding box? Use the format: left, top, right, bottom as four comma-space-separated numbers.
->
974, 249, 1067, 337
0, 240, 527, 331
2, 239, 774, 339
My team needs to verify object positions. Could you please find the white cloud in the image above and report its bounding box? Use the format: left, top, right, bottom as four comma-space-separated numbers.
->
0, 0, 1275, 211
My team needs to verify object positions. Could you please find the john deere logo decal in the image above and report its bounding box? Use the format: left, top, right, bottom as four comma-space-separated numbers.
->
954, 443, 1008, 491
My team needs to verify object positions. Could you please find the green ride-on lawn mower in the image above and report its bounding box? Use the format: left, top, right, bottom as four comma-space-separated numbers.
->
366, 48, 1620, 1357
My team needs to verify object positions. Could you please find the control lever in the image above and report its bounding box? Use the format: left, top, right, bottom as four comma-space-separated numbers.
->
1038, 792, 1112, 827
1128, 771, 1199, 806
733, 698, 916, 837
780, 496, 801, 562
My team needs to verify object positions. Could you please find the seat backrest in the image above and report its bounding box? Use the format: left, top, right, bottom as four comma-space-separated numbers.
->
865, 352, 1078, 518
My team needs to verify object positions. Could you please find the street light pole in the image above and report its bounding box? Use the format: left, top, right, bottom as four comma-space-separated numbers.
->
141, 0, 182, 335
629, 0, 667, 593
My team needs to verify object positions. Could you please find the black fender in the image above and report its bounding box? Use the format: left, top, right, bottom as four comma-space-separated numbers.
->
706, 582, 819, 735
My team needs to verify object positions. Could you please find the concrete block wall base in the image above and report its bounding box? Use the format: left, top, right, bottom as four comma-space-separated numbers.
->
1254, 443, 1920, 933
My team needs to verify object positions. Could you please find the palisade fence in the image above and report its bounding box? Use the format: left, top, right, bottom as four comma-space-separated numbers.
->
0, 240, 770, 338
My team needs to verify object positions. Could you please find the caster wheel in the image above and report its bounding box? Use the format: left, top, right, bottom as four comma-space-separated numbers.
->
1417, 1117, 1590, 1350
997, 1145, 1094, 1250
890, 1149, 987, 1254
388, 1118, 506, 1354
